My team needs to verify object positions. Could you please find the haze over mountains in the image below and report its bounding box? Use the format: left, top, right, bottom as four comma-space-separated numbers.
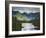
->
12, 11, 40, 31
12, 7, 40, 31
12, 7, 40, 13
12, 11, 40, 21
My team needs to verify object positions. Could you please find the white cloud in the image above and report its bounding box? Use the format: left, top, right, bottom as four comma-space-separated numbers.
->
12, 7, 40, 13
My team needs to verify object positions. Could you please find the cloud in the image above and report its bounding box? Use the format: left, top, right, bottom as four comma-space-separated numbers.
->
12, 7, 40, 13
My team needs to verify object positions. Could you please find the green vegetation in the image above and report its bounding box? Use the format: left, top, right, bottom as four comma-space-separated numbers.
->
12, 11, 40, 31
12, 16, 22, 31
32, 19, 40, 30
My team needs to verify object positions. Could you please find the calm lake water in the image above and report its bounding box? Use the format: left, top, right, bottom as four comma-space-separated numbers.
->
21, 23, 38, 31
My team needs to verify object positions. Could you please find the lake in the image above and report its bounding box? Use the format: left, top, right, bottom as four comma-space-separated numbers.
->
21, 23, 38, 31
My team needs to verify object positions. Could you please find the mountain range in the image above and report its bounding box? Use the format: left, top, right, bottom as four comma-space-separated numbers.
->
12, 11, 40, 21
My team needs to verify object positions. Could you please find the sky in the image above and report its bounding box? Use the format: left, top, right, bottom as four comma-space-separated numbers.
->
12, 7, 40, 14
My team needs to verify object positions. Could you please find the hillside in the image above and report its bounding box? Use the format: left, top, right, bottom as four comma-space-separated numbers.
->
12, 11, 40, 31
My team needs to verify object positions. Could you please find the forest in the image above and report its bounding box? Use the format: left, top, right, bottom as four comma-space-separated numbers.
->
12, 11, 40, 31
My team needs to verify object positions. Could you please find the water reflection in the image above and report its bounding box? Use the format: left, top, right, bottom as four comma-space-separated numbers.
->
21, 23, 38, 31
